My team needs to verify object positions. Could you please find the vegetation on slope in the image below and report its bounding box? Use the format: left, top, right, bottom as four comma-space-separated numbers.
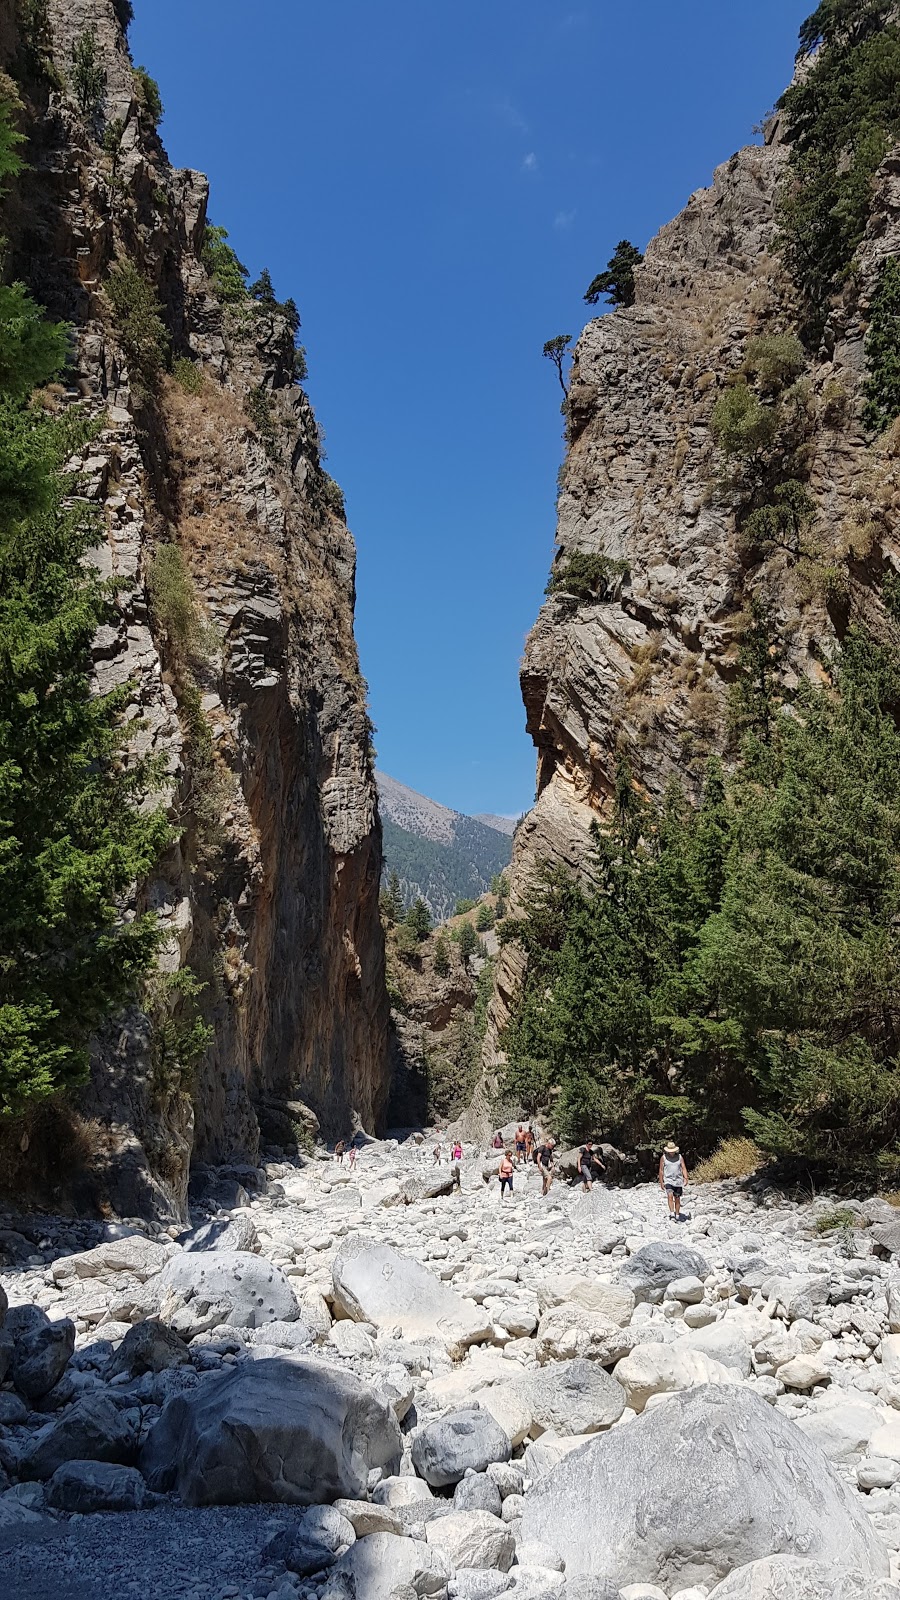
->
500, 611, 900, 1178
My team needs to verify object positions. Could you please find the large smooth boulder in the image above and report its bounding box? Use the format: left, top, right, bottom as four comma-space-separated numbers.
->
681, 1323, 753, 1377
181, 1216, 260, 1254
21, 1395, 138, 1481
153, 1250, 299, 1329
332, 1240, 492, 1355
524, 1359, 626, 1436
426, 1509, 516, 1571
46, 1460, 149, 1513
619, 1243, 711, 1304
521, 1385, 889, 1593
412, 1406, 511, 1487
141, 1357, 400, 1506
535, 1306, 633, 1366
796, 1398, 883, 1461
613, 1343, 732, 1412
105, 1318, 190, 1379
50, 1236, 170, 1283
323, 1532, 451, 1600
537, 1276, 635, 1328
708, 1556, 900, 1599
6, 1307, 75, 1400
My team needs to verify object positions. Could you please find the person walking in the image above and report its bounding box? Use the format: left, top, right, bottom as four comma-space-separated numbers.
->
498, 1149, 514, 1200
451, 1140, 462, 1163
525, 1126, 535, 1162
579, 1140, 606, 1191
348, 1144, 358, 1171
537, 1136, 556, 1196
334, 1140, 345, 1164
514, 1125, 527, 1166
491, 1130, 504, 1150
659, 1140, 689, 1221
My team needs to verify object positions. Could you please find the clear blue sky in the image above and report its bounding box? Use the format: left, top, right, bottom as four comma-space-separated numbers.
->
131, 0, 810, 817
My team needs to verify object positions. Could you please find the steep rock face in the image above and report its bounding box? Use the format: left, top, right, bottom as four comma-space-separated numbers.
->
1, 0, 388, 1216
479, 108, 900, 1107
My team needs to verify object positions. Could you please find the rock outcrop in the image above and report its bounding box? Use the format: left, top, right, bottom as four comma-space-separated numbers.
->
0, 0, 388, 1216
479, 81, 900, 1102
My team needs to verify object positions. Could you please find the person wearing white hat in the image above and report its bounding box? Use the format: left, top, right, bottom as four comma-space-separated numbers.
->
659, 1140, 689, 1221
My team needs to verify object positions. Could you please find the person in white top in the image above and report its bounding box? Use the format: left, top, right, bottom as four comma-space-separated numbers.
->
659, 1140, 689, 1221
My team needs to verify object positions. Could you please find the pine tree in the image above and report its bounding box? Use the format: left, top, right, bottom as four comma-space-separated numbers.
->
380, 870, 403, 925
433, 934, 451, 977
405, 898, 432, 942
584, 241, 644, 307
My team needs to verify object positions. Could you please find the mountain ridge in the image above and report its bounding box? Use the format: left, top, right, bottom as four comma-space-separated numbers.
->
376, 772, 512, 920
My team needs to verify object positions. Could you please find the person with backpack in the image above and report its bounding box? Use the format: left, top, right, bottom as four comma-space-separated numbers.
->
579, 1140, 606, 1192
498, 1149, 514, 1199
659, 1140, 689, 1220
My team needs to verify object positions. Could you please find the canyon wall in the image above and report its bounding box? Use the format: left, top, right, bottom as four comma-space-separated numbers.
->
479, 78, 900, 1115
0, 0, 388, 1217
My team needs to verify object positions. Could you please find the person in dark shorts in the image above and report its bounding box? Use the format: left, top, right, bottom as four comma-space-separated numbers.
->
579, 1140, 606, 1191
498, 1149, 514, 1199
538, 1137, 556, 1196
659, 1140, 689, 1220
514, 1125, 527, 1165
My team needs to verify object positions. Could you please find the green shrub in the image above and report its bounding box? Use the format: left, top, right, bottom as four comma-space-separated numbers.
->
743, 334, 806, 393
106, 261, 169, 383
146, 544, 205, 662
864, 256, 900, 431
545, 551, 629, 601
455, 898, 476, 916
777, 4, 900, 332
815, 1206, 859, 1234
133, 66, 163, 129
711, 382, 779, 460
293, 345, 309, 382
246, 384, 278, 460
475, 902, 494, 932
172, 356, 204, 396
69, 28, 105, 119
201, 224, 248, 304
738, 480, 818, 560
112, 0, 135, 29
18, 0, 54, 74
320, 472, 344, 519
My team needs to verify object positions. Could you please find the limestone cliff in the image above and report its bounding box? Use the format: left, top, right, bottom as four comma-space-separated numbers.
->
0, 0, 388, 1217
481, 59, 900, 1105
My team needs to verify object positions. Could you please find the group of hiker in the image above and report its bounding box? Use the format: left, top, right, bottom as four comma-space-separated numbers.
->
334, 1126, 691, 1220
491, 1125, 691, 1218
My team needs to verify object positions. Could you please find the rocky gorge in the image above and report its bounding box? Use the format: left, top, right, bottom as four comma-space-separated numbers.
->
5, 1141, 900, 1598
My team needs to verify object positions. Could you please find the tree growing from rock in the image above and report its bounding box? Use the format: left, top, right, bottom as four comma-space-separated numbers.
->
584, 240, 644, 307
543, 335, 571, 398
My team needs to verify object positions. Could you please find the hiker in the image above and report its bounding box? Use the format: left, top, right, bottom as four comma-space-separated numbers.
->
537, 1136, 556, 1196
498, 1149, 514, 1199
579, 1140, 606, 1192
514, 1125, 527, 1165
348, 1144, 358, 1171
451, 1140, 463, 1163
334, 1140, 345, 1164
525, 1126, 535, 1162
659, 1140, 689, 1220
491, 1130, 504, 1150
432, 1141, 441, 1165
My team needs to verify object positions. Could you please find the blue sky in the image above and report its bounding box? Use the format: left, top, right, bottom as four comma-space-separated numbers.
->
131, 0, 811, 817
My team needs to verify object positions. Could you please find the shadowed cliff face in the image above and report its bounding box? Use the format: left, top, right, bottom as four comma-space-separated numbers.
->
0, 0, 388, 1218
477, 100, 900, 1118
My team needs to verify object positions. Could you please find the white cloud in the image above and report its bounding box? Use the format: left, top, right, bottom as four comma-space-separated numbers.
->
494, 94, 529, 136
522, 151, 538, 174
553, 208, 577, 230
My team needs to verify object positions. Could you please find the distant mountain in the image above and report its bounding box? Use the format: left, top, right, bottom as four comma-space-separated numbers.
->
377, 773, 513, 922
474, 813, 518, 837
